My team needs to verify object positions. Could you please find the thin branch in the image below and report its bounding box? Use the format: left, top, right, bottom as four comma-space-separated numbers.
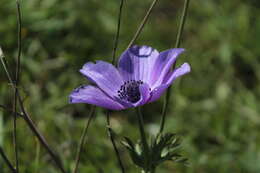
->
174, 0, 190, 49
0, 104, 24, 117
18, 95, 67, 173
0, 146, 17, 173
13, 0, 22, 171
106, 111, 125, 173
12, 103, 18, 173
0, 50, 67, 173
112, 0, 124, 65
159, 0, 190, 133
15, 0, 22, 84
73, 106, 95, 173
127, 0, 159, 49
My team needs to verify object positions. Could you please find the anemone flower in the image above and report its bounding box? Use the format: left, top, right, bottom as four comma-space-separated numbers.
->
69, 45, 191, 110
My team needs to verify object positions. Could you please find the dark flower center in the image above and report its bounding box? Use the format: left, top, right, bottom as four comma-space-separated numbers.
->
117, 80, 144, 103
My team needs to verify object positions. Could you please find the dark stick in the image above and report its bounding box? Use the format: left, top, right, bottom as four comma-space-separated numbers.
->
112, 0, 124, 65
12, 100, 18, 173
127, 0, 159, 49
106, 111, 125, 173
17, 94, 67, 173
73, 106, 95, 173
159, 0, 190, 133
13, 1, 22, 171
15, 0, 22, 87
0, 50, 67, 173
174, 0, 190, 49
0, 146, 17, 173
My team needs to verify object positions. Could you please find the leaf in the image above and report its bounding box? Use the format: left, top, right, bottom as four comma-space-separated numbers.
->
121, 137, 145, 168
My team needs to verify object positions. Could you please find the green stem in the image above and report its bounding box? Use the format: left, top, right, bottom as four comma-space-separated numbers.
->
0, 146, 17, 173
73, 106, 95, 173
127, 0, 159, 49
136, 107, 150, 170
13, 1, 22, 172
112, 0, 124, 65
159, 0, 190, 133
106, 111, 125, 173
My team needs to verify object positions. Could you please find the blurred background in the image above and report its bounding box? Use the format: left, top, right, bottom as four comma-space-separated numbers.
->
0, 0, 260, 172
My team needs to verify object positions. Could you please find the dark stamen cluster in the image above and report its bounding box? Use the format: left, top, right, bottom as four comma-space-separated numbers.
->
118, 80, 144, 103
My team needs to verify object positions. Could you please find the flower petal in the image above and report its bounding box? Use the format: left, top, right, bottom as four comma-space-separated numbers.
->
148, 63, 191, 103
150, 48, 185, 89
134, 83, 151, 107
148, 84, 169, 103
164, 63, 191, 85
118, 45, 159, 84
80, 61, 123, 97
69, 85, 125, 110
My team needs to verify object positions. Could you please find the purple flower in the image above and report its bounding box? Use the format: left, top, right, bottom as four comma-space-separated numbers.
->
69, 45, 191, 110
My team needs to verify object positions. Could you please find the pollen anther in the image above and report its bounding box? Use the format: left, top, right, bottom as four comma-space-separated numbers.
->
117, 80, 144, 103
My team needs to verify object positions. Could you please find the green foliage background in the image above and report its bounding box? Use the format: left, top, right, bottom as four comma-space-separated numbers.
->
0, 0, 260, 172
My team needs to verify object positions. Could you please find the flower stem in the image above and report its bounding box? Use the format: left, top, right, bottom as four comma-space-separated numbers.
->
127, 0, 159, 49
19, 99, 67, 173
0, 146, 17, 173
13, 1, 22, 172
106, 110, 125, 173
112, 0, 124, 65
159, 0, 190, 133
136, 107, 150, 171
73, 106, 95, 173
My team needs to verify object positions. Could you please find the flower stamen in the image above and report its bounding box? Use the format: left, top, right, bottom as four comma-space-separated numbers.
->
118, 80, 144, 103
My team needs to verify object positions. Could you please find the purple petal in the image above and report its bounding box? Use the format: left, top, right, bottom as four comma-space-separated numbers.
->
118, 45, 159, 84
134, 83, 151, 107
148, 63, 191, 103
114, 97, 134, 109
69, 85, 125, 110
150, 48, 185, 89
80, 61, 123, 97
164, 63, 191, 85
148, 84, 169, 103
